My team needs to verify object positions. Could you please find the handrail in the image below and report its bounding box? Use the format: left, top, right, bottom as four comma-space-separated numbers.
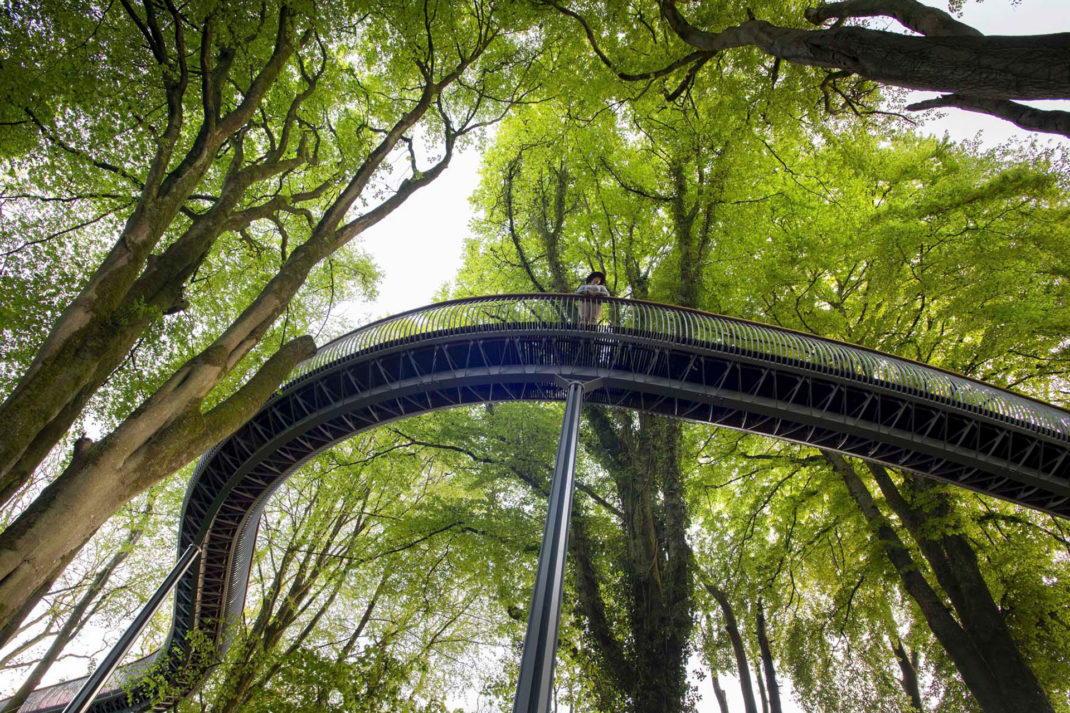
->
285, 294, 1070, 439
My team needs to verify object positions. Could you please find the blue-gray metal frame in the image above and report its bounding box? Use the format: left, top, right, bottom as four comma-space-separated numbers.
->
513, 380, 585, 713
7, 294, 1069, 713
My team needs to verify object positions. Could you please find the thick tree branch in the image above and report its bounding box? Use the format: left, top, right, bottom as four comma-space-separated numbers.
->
658, 1, 1070, 100
907, 94, 1070, 139
804, 0, 982, 38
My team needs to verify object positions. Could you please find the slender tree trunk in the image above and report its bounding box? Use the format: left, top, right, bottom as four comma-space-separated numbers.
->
754, 663, 769, 713
891, 637, 923, 712
711, 674, 731, 713
210, 484, 362, 713
569, 514, 634, 701
703, 583, 758, 713
754, 599, 782, 713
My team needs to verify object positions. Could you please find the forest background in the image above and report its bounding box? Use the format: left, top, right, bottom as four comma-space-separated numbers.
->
0, 1, 1068, 713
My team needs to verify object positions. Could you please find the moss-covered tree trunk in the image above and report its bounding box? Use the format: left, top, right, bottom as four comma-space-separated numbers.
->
579, 413, 693, 713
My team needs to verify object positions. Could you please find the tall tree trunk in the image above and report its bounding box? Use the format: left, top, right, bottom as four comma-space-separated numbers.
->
754, 663, 769, 713
569, 514, 635, 703
828, 452, 1055, 713
0, 6, 307, 505
865, 463, 1053, 713
583, 413, 694, 713
514, 140, 713, 713
891, 637, 923, 713
0, 23, 489, 640
0, 335, 312, 647
703, 583, 759, 713
755, 599, 782, 713
711, 674, 731, 713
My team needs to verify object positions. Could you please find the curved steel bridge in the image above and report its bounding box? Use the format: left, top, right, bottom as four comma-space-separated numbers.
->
10, 294, 1070, 713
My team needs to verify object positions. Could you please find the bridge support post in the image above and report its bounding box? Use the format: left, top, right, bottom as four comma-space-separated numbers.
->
62, 544, 201, 713
512, 379, 597, 713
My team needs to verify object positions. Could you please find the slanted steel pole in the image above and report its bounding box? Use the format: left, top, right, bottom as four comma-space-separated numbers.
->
512, 380, 586, 713
63, 544, 201, 713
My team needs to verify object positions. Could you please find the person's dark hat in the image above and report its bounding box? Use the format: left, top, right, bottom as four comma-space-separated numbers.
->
586, 271, 606, 283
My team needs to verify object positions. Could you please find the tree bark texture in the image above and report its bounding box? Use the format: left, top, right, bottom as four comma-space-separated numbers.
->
581, 413, 695, 713
703, 583, 759, 713
828, 452, 1055, 713
891, 637, 924, 713
508, 135, 712, 713
905, 95, 1070, 137
643, 0, 1070, 137
754, 600, 782, 713
659, 2, 1070, 100
0, 5, 306, 504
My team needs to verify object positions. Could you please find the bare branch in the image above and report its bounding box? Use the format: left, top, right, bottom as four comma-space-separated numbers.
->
23, 110, 145, 188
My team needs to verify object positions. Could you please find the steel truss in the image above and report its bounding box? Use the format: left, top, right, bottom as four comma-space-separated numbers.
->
9, 295, 1069, 713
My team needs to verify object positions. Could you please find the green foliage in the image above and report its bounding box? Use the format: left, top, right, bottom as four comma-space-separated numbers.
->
3, 2, 1070, 712
454, 51, 1070, 710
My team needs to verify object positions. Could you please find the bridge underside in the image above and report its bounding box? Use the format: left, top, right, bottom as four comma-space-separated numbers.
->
181, 330, 1069, 660
14, 313, 1070, 713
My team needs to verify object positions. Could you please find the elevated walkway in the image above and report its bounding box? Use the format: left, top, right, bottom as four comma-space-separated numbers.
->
10, 295, 1069, 712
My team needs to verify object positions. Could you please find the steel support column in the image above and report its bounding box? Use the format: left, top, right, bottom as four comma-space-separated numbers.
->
62, 545, 201, 713
512, 380, 585, 713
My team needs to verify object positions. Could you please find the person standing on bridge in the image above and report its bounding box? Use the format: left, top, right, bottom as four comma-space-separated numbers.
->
576, 271, 610, 326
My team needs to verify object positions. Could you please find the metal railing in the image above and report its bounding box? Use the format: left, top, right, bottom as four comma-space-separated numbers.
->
285, 294, 1070, 439
3, 654, 158, 712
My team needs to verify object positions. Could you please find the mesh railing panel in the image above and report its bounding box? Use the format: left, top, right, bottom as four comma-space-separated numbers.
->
7, 653, 158, 712
284, 294, 1070, 439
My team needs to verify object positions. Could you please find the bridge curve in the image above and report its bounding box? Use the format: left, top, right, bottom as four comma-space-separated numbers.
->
12, 294, 1070, 712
